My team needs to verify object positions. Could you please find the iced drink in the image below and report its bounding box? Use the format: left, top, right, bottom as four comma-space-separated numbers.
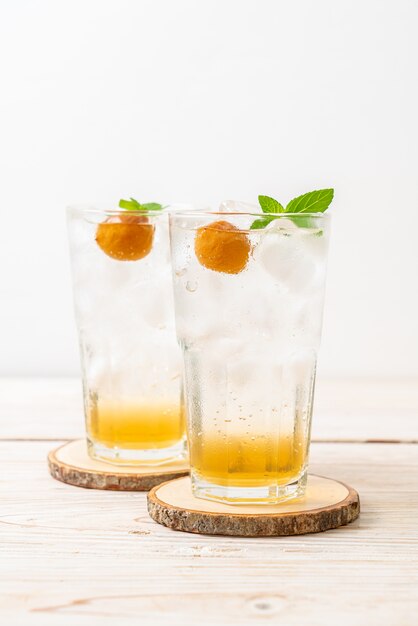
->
170, 207, 330, 503
67, 204, 186, 464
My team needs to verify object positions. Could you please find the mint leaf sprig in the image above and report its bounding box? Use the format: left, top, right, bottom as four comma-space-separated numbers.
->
119, 197, 164, 211
250, 189, 334, 230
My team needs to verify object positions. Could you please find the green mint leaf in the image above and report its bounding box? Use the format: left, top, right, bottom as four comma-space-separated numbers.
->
251, 188, 333, 230
287, 215, 316, 229
118, 198, 163, 211
250, 216, 276, 230
251, 195, 284, 229
285, 188, 334, 214
119, 198, 142, 210
141, 202, 163, 211
258, 195, 285, 214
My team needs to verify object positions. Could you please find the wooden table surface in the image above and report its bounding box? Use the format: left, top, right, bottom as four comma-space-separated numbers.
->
0, 377, 417, 625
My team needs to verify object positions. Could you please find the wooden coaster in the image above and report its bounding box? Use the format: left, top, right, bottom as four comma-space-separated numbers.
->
147, 475, 360, 537
48, 440, 189, 491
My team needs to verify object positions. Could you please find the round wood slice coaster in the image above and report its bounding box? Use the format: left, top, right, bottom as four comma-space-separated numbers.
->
48, 440, 189, 491
147, 475, 360, 537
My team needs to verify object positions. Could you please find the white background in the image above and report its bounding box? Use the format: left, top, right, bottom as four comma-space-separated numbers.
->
0, 0, 417, 377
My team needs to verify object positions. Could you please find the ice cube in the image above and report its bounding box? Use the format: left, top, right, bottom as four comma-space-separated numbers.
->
264, 216, 300, 231
140, 282, 174, 329
168, 203, 210, 212
255, 226, 317, 292
219, 200, 259, 213
174, 266, 226, 343
298, 228, 329, 261
226, 352, 257, 387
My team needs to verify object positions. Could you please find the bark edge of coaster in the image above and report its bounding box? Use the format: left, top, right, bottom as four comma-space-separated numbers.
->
48, 439, 189, 491
147, 475, 360, 537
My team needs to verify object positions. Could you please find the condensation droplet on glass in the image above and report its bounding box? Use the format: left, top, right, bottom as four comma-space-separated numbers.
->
186, 281, 198, 293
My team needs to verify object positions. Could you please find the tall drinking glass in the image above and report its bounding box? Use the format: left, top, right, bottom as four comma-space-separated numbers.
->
170, 210, 330, 503
67, 206, 186, 464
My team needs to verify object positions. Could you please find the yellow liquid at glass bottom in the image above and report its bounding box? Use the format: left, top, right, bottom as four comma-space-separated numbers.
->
191, 432, 306, 487
87, 402, 185, 449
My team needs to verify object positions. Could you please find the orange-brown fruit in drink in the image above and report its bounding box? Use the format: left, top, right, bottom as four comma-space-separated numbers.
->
96, 212, 154, 261
194, 220, 251, 274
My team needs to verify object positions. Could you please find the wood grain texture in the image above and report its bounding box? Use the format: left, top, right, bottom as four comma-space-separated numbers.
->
1, 439, 417, 626
1, 377, 417, 442
147, 475, 360, 536
48, 440, 189, 491
1, 379, 418, 625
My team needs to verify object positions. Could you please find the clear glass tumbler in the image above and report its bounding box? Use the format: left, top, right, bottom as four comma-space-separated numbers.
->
67, 205, 186, 464
169, 210, 330, 503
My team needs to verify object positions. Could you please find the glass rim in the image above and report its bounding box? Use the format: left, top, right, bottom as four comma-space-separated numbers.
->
169, 210, 331, 220
66, 204, 169, 218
